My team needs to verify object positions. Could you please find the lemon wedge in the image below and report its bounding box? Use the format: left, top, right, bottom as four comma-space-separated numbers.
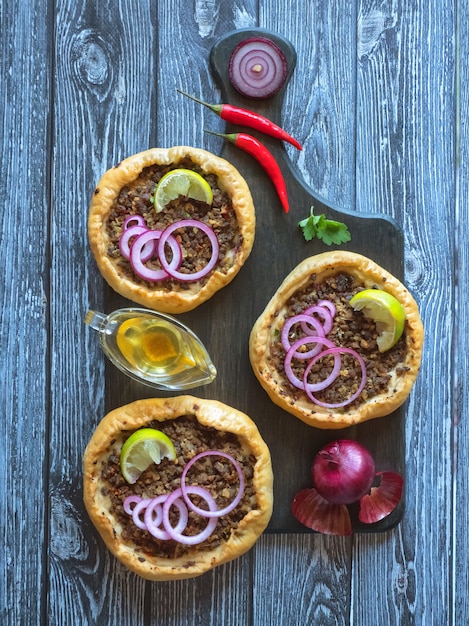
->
153, 168, 213, 213
349, 289, 406, 352
120, 428, 176, 484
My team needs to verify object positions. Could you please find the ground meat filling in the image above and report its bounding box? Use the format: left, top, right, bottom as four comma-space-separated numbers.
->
99, 416, 258, 559
105, 157, 243, 291
268, 273, 408, 410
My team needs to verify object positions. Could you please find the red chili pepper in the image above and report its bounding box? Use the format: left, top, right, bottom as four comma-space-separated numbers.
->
206, 130, 289, 213
178, 89, 302, 151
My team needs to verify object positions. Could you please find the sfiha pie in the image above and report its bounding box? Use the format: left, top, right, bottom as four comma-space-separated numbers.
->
83, 396, 273, 580
88, 146, 255, 313
249, 251, 424, 429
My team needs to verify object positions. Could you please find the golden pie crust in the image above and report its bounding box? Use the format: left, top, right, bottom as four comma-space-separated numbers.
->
83, 396, 273, 580
249, 251, 424, 429
88, 146, 255, 313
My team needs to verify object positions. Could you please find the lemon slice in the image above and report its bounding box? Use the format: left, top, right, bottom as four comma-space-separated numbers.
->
349, 289, 406, 352
120, 428, 176, 484
153, 168, 213, 213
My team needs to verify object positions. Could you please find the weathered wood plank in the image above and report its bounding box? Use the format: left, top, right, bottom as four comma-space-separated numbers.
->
48, 1, 155, 623
146, 2, 258, 624
352, 1, 456, 624
455, 0, 468, 622
0, 2, 51, 623
250, 1, 358, 624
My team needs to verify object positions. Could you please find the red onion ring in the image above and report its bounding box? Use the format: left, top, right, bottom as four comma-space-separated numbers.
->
124, 214, 146, 229
143, 495, 165, 538
317, 299, 337, 317
228, 37, 288, 99
303, 347, 367, 408
131, 498, 152, 530
301, 305, 334, 336
129, 229, 182, 282
302, 348, 342, 392
119, 224, 155, 262
157, 219, 219, 282
181, 450, 245, 518
284, 336, 338, 390
281, 314, 325, 356
146, 494, 188, 540
162, 487, 218, 545
123, 494, 142, 515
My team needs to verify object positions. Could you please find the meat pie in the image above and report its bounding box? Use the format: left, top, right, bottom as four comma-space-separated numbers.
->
249, 251, 424, 429
83, 396, 273, 580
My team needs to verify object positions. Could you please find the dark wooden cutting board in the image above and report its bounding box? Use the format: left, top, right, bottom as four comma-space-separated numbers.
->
105, 28, 406, 533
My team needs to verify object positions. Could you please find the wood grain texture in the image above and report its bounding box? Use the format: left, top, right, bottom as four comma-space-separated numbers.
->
455, 0, 468, 624
0, 2, 51, 623
1, 0, 465, 624
353, 1, 456, 625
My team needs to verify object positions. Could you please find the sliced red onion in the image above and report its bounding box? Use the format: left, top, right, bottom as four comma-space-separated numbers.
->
317, 299, 336, 317
158, 219, 219, 282
301, 305, 334, 336
228, 37, 288, 99
124, 214, 146, 229
129, 229, 182, 282
143, 495, 166, 539
131, 498, 152, 530
284, 336, 337, 389
146, 494, 188, 540
281, 314, 325, 355
303, 347, 367, 408
358, 471, 404, 524
119, 224, 154, 261
123, 494, 142, 515
181, 450, 245, 518
303, 348, 342, 392
162, 487, 218, 545
291, 488, 352, 536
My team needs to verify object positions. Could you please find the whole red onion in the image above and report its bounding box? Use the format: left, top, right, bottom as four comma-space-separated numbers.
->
312, 440, 375, 505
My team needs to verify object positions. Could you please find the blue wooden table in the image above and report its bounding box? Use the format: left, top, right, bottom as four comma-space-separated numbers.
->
2, 1, 467, 624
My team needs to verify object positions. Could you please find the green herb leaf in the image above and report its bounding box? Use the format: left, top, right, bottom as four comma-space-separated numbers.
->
299, 207, 351, 246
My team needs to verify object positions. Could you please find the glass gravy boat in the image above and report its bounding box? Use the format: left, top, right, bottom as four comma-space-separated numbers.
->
85, 307, 217, 391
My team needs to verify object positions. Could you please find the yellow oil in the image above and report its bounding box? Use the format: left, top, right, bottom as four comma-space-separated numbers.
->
116, 317, 196, 376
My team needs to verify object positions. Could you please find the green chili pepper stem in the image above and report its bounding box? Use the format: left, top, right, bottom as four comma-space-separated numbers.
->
176, 89, 223, 116
204, 129, 238, 143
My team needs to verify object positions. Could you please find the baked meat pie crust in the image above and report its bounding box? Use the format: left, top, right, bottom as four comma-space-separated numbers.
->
83, 396, 273, 580
249, 251, 424, 429
88, 146, 255, 313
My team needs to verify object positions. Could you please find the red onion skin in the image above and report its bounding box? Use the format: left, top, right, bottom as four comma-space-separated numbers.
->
312, 440, 375, 505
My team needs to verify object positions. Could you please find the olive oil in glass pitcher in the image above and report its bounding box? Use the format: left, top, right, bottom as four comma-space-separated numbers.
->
85, 308, 217, 391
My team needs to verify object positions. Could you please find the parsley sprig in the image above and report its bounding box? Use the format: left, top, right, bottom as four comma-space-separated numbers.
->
298, 206, 351, 246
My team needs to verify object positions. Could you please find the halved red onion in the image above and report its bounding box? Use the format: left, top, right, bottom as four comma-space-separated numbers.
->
124, 214, 146, 229
228, 37, 288, 99
162, 487, 218, 545
303, 347, 367, 408
123, 494, 142, 515
119, 224, 154, 261
291, 488, 352, 536
281, 314, 325, 355
284, 336, 337, 389
181, 450, 245, 518
358, 471, 404, 524
129, 229, 182, 282
157, 219, 219, 282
